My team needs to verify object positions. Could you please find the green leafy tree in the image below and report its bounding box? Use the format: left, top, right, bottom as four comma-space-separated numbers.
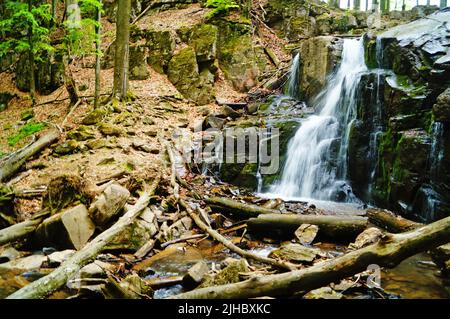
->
0, 0, 54, 103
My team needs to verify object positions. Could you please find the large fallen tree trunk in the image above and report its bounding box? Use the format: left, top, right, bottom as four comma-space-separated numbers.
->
204, 197, 280, 218
169, 215, 450, 299
7, 175, 160, 299
367, 208, 422, 233
180, 199, 296, 271
247, 213, 368, 240
0, 130, 60, 182
0, 211, 49, 245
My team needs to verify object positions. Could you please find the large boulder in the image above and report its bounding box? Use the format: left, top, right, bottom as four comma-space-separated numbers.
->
146, 30, 176, 74
433, 88, 450, 123
297, 36, 343, 100
35, 204, 96, 250
216, 19, 263, 92
167, 46, 215, 105
129, 45, 150, 80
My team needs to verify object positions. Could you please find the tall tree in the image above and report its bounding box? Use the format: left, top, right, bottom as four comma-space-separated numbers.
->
28, 0, 36, 105
440, 0, 447, 8
94, 0, 101, 108
113, 0, 131, 100
0, 0, 54, 105
354, 0, 361, 10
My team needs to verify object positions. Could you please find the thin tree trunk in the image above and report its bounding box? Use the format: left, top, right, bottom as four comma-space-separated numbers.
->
113, 0, 131, 100
28, 0, 35, 105
6, 176, 160, 299
52, 0, 57, 18
169, 215, 450, 299
94, 1, 102, 108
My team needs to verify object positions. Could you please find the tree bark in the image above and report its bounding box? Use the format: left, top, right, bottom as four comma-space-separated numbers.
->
204, 197, 280, 218
28, 0, 36, 105
113, 0, 131, 100
0, 130, 60, 182
367, 208, 421, 233
247, 214, 368, 240
6, 176, 160, 299
94, 1, 102, 108
0, 211, 49, 246
169, 215, 450, 299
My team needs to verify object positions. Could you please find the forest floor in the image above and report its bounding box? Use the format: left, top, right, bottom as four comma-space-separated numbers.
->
0, 3, 449, 300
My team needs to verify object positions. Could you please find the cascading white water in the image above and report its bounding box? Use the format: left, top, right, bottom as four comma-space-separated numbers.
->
268, 38, 367, 201
285, 53, 301, 98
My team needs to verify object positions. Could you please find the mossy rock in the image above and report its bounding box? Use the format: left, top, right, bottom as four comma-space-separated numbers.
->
82, 108, 107, 125
42, 175, 89, 213
145, 30, 176, 74
198, 259, 248, 288
98, 122, 125, 137
54, 140, 80, 155
215, 19, 261, 92
20, 108, 35, 121
167, 47, 215, 105
188, 24, 218, 62
129, 45, 150, 80
67, 125, 96, 141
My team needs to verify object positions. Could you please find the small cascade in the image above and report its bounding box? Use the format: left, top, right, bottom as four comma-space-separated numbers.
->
429, 122, 445, 182
267, 38, 367, 202
366, 39, 386, 201
285, 53, 301, 99
418, 122, 446, 221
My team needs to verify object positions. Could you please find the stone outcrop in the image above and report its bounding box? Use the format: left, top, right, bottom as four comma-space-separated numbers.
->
296, 36, 343, 101
348, 11, 450, 222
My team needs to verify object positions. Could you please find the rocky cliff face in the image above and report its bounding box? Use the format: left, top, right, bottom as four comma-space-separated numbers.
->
348, 10, 450, 222
101, 4, 272, 105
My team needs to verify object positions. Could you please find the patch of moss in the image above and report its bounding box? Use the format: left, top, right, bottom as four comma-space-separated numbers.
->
7, 122, 46, 146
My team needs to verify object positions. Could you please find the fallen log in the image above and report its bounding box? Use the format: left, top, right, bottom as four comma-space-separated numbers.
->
204, 197, 280, 218
0, 129, 60, 182
247, 214, 368, 240
7, 175, 160, 299
0, 211, 49, 246
180, 199, 296, 271
169, 215, 450, 299
367, 208, 422, 233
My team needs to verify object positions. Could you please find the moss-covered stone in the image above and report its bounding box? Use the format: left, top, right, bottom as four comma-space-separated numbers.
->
67, 125, 96, 141
167, 46, 215, 105
129, 45, 150, 80
82, 109, 107, 125
188, 24, 218, 62
198, 259, 248, 288
146, 30, 175, 74
98, 122, 125, 137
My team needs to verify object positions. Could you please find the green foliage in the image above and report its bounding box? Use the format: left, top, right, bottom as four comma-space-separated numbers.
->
0, 0, 54, 61
63, 0, 103, 57
205, 0, 240, 18
7, 122, 46, 146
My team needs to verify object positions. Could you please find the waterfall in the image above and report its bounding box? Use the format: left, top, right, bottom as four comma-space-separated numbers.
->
366, 39, 386, 201
267, 38, 367, 201
285, 53, 301, 99
429, 122, 445, 182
